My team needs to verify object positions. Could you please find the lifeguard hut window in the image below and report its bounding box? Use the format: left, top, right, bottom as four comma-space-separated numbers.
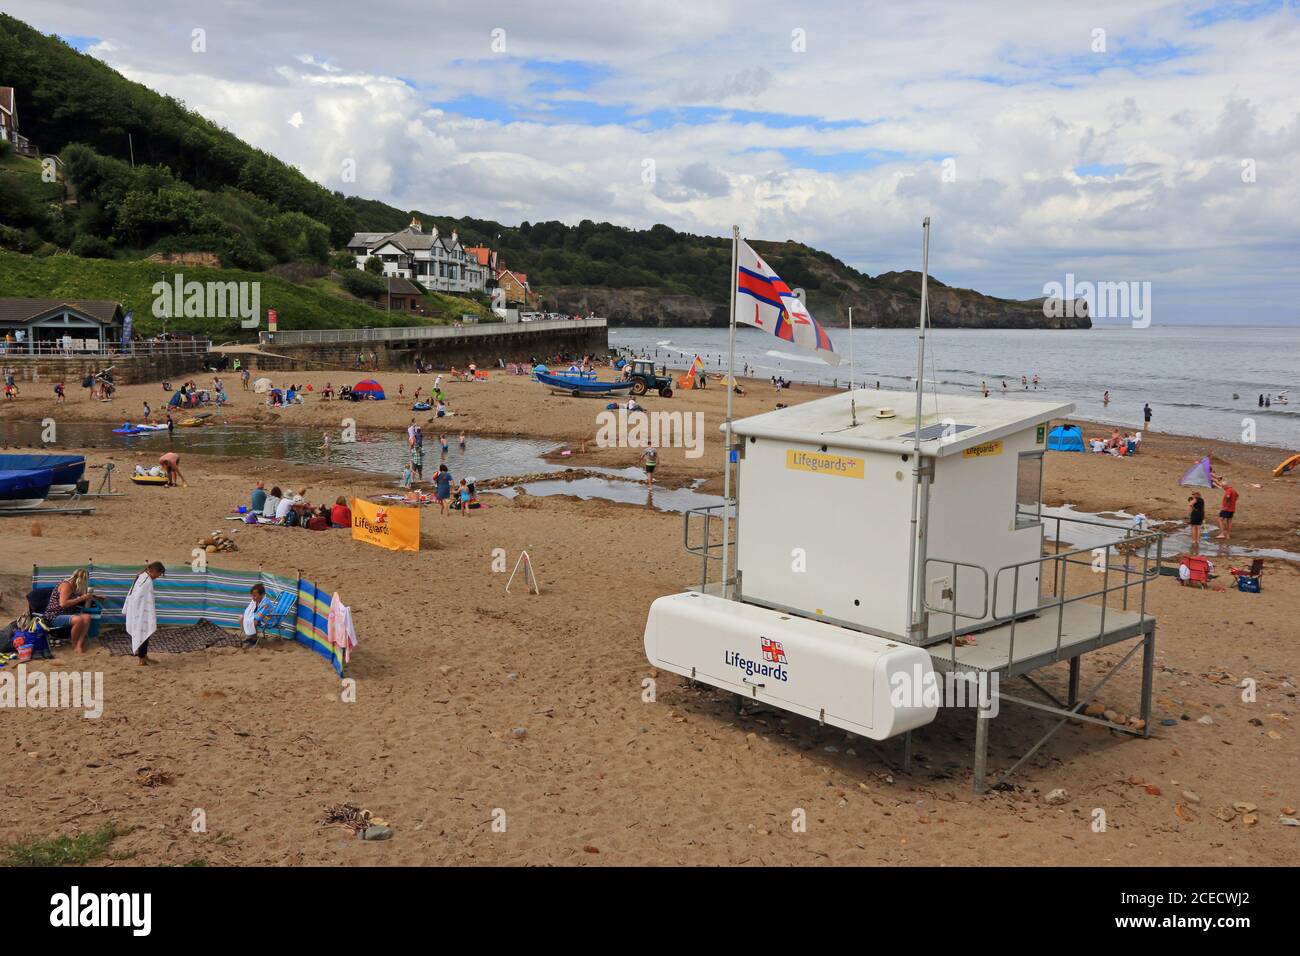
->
1016, 450, 1044, 529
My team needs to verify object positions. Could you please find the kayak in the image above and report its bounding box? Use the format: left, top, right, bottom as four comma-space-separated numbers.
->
1273, 453, 1300, 478
131, 474, 170, 486
178, 413, 212, 427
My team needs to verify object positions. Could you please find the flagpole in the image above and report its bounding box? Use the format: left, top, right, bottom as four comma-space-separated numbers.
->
848, 306, 857, 426
905, 216, 931, 642
721, 225, 739, 599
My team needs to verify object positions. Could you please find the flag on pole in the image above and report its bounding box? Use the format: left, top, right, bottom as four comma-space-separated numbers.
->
735, 239, 840, 365
1178, 456, 1214, 488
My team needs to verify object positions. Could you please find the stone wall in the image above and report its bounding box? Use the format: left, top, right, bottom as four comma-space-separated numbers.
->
250, 323, 608, 373
0, 352, 214, 385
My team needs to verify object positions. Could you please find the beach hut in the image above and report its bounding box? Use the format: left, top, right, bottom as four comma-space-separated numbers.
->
1047, 423, 1084, 452
353, 379, 386, 400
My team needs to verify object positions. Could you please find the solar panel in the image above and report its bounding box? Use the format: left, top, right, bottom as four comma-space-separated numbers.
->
897, 423, 977, 441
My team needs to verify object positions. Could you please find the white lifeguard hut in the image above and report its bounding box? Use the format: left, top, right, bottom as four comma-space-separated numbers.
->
645, 219, 1161, 792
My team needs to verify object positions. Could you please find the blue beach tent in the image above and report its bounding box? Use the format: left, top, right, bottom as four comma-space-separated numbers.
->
1047, 424, 1085, 452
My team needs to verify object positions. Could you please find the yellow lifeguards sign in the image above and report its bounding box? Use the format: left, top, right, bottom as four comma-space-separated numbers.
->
351, 497, 420, 552
786, 449, 865, 478
962, 440, 1004, 459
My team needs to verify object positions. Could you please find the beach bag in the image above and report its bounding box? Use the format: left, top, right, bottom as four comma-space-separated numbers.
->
1237, 576, 1261, 593
12, 630, 52, 661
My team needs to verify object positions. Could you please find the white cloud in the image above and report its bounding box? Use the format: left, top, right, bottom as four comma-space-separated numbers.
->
5, 0, 1300, 320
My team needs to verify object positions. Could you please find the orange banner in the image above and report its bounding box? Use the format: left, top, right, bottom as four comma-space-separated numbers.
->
350, 497, 420, 552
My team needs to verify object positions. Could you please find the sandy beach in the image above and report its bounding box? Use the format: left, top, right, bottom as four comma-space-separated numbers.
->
1, 370, 1297, 866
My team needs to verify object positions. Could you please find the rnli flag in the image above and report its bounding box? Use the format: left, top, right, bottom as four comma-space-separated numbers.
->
736, 239, 839, 366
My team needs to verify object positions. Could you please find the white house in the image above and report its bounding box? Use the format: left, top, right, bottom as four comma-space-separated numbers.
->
347, 218, 485, 295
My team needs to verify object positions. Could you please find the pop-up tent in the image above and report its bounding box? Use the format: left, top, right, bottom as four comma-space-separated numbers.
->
253, 377, 272, 394
1179, 456, 1215, 487
1047, 424, 1085, 452
353, 379, 386, 400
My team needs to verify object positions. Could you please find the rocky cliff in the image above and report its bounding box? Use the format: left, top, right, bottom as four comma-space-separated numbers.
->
541, 242, 1090, 329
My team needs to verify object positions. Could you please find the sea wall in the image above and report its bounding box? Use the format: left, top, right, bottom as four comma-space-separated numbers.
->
248, 322, 608, 373
0, 351, 214, 386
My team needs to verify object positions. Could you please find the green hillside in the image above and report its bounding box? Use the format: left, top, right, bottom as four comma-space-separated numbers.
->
0, 249, 478, 337
0, 11, 1059, 332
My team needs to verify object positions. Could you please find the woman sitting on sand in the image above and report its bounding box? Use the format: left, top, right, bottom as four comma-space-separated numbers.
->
331, 496, 351, 528
44, 568, 98, 653
263, 486, 282, 521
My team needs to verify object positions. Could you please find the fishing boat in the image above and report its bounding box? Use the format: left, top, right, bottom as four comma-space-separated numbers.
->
534, 370, 634, 395
0, 454, 86, 495
0, 468, 54, 509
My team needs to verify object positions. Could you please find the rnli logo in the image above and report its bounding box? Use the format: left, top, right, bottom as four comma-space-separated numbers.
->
761, 637, 787, 664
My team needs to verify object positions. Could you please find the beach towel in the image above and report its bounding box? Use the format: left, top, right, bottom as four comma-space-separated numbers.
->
99, 620, 244, 657
122, 571, 158, 654
327, 593, 357, 664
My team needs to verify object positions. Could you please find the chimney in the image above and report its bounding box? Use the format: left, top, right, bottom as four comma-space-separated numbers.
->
451, 229, 458, 244
409, 216, 422, 234
431, 225, 439, 240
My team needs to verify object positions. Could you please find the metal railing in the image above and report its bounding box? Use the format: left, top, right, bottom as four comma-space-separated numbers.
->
684, 502, 733, 592
263, 318, 607, 347
931, 510, 1163, 673
1, 339, 213, 358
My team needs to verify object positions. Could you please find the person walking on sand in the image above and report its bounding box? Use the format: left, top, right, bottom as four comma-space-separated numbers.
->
1187, 492, 1205, 554
643, 446, 658, 485
1213, 475, 1238, 540
159, 451, 187, 488
124, 561, 165, 666
458, 478, 471, 516
54, 381, 65, 404
435, 463, 453, 517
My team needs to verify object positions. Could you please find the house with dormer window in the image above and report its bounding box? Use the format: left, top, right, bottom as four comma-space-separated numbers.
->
347, 218, 486, 294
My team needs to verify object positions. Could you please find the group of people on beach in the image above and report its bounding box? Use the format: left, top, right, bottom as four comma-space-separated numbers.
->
401, 420, 476, 514
37, 564, 284, 666
1186, 473, 1239, 554
247, 481, 351, 530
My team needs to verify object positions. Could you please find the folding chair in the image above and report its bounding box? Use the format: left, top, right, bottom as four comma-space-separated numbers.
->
246, 589, 296, 646
1229, 558, 1264, 593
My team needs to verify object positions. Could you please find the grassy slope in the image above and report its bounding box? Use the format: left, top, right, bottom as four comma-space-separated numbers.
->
0, 151, 64, 204
0, 250, 468, 338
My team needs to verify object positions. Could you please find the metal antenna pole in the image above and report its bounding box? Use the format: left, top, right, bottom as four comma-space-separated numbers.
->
904, 217, 931, 640
848, 306, 857, 426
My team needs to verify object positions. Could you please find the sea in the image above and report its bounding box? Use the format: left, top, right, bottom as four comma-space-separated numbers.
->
610, 324, 1300, 450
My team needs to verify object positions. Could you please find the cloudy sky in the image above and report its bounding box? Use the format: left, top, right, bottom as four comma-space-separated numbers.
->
8, 0, 1300, 323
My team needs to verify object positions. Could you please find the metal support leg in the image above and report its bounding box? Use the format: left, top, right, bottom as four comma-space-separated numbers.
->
1068, 657, 1081, 707
1140, 627, 1155, 739
973, 703, 990, 794
902, 730, 912, 773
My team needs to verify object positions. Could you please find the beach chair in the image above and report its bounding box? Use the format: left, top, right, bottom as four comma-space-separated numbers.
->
248, 589, 296, 645
1178, 555, 1211, 589
1229, 558, 1263, 593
